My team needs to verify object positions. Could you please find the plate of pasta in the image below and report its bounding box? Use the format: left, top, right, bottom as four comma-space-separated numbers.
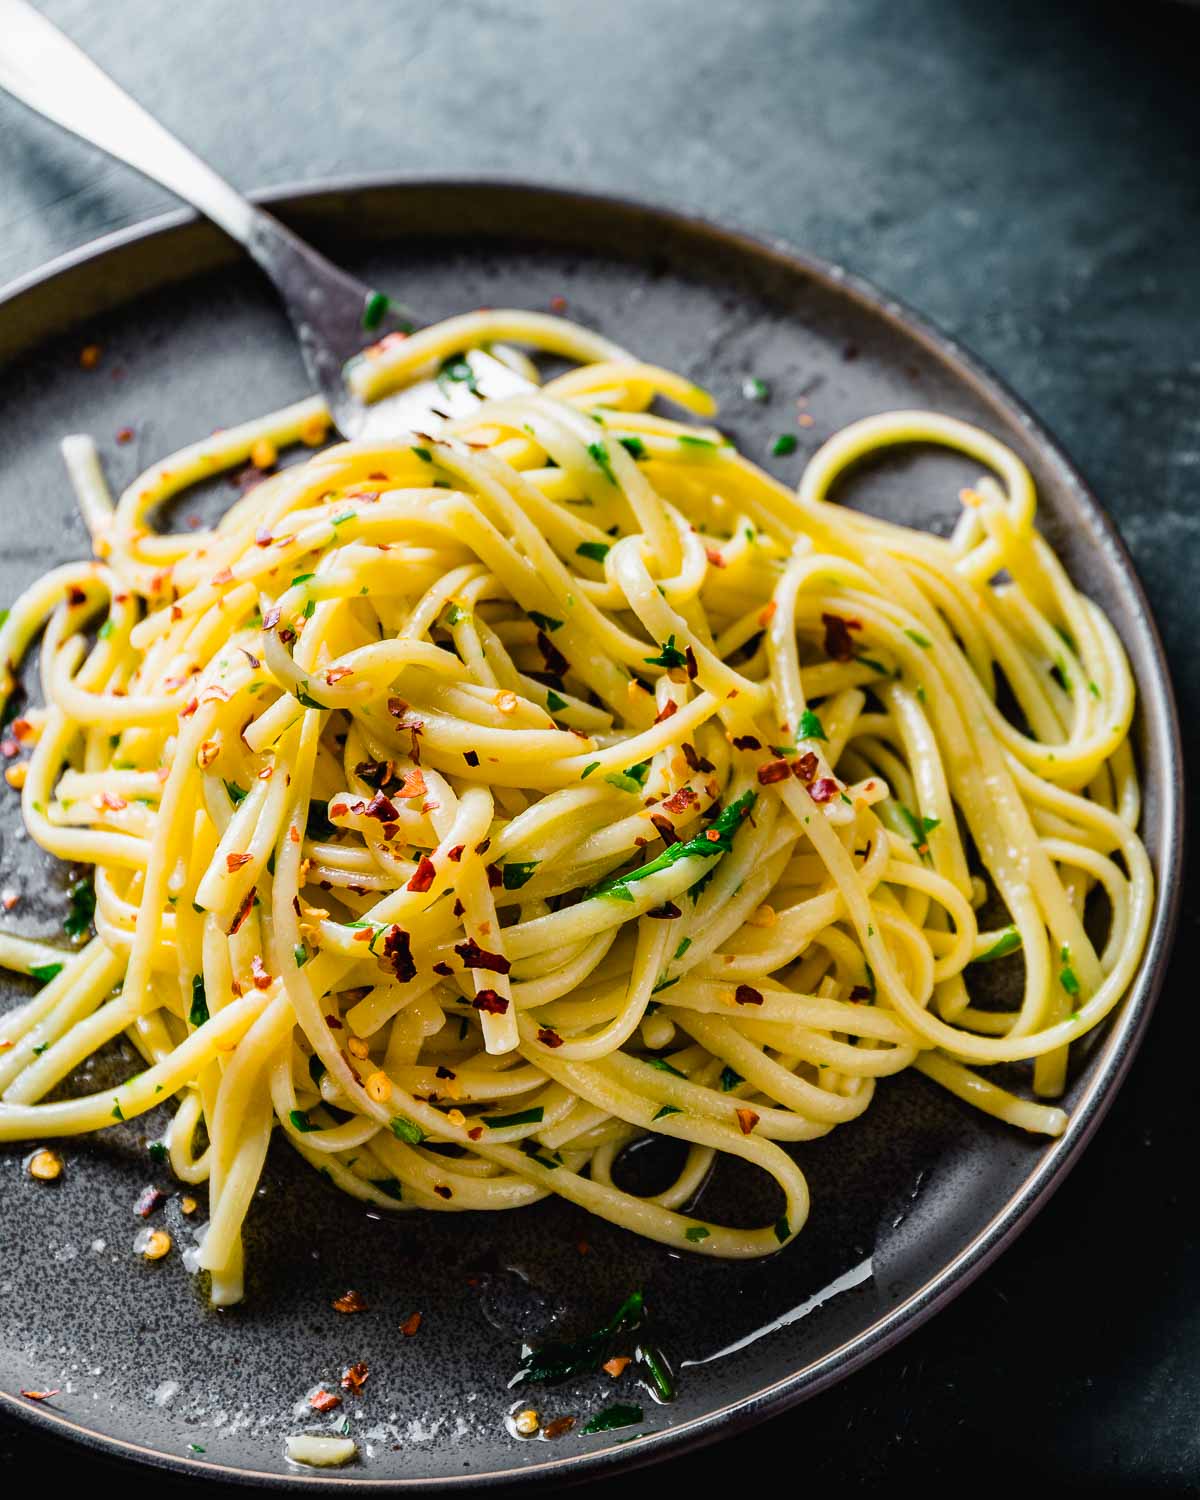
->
0, 181, 1181, 1486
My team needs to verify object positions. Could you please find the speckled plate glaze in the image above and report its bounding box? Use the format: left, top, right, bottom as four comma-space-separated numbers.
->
0, 180, 1183, 1490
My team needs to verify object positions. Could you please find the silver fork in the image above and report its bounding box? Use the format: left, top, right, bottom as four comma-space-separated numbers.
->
0, 0, 527, 438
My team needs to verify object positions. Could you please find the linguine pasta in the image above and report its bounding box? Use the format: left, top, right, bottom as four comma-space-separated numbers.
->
0, 311, 1152, 1305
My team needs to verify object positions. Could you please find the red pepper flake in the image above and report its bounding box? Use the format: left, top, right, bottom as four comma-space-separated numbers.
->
98, 791, 127, 811
549, 295, 568, 313
364, 792, 399, 822
79, 344, 102, 370
340, 1362, 369, 1393
310, 1389, 342, 1412
735, 1107, 760, 1134
325, 1013, 344, 1029
544, 1416, 576, 1440
378, 925, 417, 983
200, 685, 231, 704
602, 1356, 631, 1378
10, 718, 32, 742
684, 645, 698, 681
468, 1126, 483, 1141
400, 1311, 422, 1336
732, 734, 761, 751
650, 813, 679, 845
537, 630, 569, 679
66, 585, 87, 606
463, 750, 480, 767
757, 759, 790, 785
225, 852, 252, 872
406, 856, 436, 893
115, 425, 135, 445
849, 985, 871, 1002
454, 939, 511, 975
704, 545, 727, 568
485, 864, 502, 889
681, 742, 714, 774
227, 887, 255, 935
432, 961, 453, 976
472, 988, 509, 1015
1, 891, 18, 911
662, 785, 699, 815
446, 844, 465, 862
255, 527, 273, 547
325, 665, 353, 685
791, 751, 819, 782
212, 568, 234, 586
134, 1185, 166, 1218
20, 1389, 60, 1402
653, 699, 678, 725
262, 605, 281, 631
808, 778, 840, 803
734, 984, 764, 1006
395, 768, 427, 801
333, 1290, 369, 1314
821, 612, 862, 662
433, 1184, 452, 1200
537, 1026, 564, 1048
251, 955, 271, 990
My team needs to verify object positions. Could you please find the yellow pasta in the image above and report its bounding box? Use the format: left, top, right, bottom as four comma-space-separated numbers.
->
0, 311, 1152, 1305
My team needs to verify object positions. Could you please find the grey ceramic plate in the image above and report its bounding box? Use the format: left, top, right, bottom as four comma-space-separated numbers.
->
0, 180, 1183, 1490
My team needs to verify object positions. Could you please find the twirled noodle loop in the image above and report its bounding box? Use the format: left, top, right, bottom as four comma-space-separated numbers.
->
0, 311, 1151, 1304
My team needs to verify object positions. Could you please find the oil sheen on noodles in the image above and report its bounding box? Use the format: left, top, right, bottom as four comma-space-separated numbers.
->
0, 311, 1152, 1306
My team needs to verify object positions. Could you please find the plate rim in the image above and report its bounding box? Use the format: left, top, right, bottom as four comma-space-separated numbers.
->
0, 173, 1185, 1491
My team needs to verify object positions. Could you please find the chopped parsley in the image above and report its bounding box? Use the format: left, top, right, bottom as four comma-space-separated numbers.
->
512, 1289, 645, 1387
772, 433, 798, 456
591, 790, 756, 903
580, 761, 602, 779
798, 709, 827, 741
904, 628, 932, 649
742, 376, 769, 401
652, 1104, 681, 1120
29, 962, 64, 985
437, 354, 479, 396
502, 860, 539, 890
576, 540, 611, 564
972, 926, 1022, 963
673, 937, 692, 960
63, 877, 95, 939
527, 610, 563, 633
684, 1226, 710, 1243
389, 1116, 424, 1144
604, 760, 651, 795
289, 1109, 318, 1133
189, 974, 208, 1027
582, 1403, 644, 1435
719, 1065, 743, 1092
644, 1057, 687, 1079
546, 689, 568, 714
482, 1106, 545, 1129
223, 780, 248, 807
587, 440, 617, 484
294, 681, 329, 711
361, 290, 389, 330
1059, 945, 1081, 998
643, 634, 688, 671
618, 436, 646, 460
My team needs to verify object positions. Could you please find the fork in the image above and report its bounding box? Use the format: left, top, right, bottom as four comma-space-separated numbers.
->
0, 0, 527, 438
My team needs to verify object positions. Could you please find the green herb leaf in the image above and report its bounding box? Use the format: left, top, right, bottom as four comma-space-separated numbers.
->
1059, 945, 1081, 997
289, 1108, 317, 1133
294, 682, 329, 711
224, 780, 248, 807
678, 434, 718, 453
546, 689, 567, 714
438, 354, 479, 396
772, 433, 798, 456
361, 290, 389, 331
643, 634, 687, 671
580, 761, 602, 779
587, 440, 617, 484
294, 942, 310, 968
512, 1290, 645, 1387
98, 618, 115, 640
904, 628, 932, 649
618, 436, 646, 460
773, 1215, 790, 1245
591, 790, 756, 902
652, 1104, 681, 1120
528, 610, 563, 633
972, 926, 1022, 963
482, 1106, 545, 1129
684, 1226, 710, 1243
63, 877, 95, 939
644, 1057, 686, 1079
111, 1099, 125, 1121
576, 540, 611, 564
148, 1141, 168, 1163
389, 1116, 424, 1144
673, 937, 692, 960
742, 376, 769, 401
189, 974, 209, 1027
582, 1403, 644, 1435
308, 1053, 326, 1087
502, 860, 539, 890
798, 709, 827, 741
29, 962, 64, 984
719, 1065, 743, 1092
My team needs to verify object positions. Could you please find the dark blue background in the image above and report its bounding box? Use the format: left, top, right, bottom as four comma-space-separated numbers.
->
1, 0, 1198, 1489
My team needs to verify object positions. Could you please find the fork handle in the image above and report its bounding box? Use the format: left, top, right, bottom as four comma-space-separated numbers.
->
0, 0, 259, 243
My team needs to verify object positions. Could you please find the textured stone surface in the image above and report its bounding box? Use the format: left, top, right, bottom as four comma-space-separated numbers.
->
0, 0, 1198, 1489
